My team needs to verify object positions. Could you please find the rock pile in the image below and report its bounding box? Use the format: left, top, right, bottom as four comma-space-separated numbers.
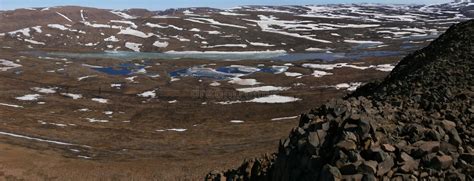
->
206, 20, 474, 180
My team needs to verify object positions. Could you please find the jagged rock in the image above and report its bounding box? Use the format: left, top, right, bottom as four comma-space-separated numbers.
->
320, 164, 342, 181
382, 144, 396, 152
359, 160, 378, 174
431, 155, 454, 170
414, 141, 440, 157
336, 140, 357, 151
377, 155, 394, 176
399, 152, 419, 173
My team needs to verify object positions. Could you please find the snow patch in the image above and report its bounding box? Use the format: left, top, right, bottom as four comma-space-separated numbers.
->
228, 78, 260, 86
91, 98, 109, 104
0, 59, 22, 71
56, 12, 73, 22
16, 94, 41, 101
104, 36, 119, 42
32, 87, 57, 94
0, 103, 23, 108
248, 95, 301, 103
311, 70, 333, 77
86, 118, 109, 123
138, 90, 157, 98
61, 93, 82, 99
153, 41, 169, 48
111, 20, 137, 29
271, 116, 298, 121
110, 11, 136, 19
118, 27, 154, 38
236, 86, 290, 93
284, 72, 303, 77
125, 42, 142, 52
156, 128, 187, 132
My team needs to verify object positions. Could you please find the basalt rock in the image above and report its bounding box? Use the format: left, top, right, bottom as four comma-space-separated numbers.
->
206, 20, 474, 181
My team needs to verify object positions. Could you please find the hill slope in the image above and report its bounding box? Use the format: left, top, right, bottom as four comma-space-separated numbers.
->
207, 19, 474, 181
0, 3, 472, 53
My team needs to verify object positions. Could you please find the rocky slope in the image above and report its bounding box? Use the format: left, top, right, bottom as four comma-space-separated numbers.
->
0, 3, 473, 53
206, 19, 474, 181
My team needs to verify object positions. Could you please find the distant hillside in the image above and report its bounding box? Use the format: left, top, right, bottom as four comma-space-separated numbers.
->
0, 3, 472, 53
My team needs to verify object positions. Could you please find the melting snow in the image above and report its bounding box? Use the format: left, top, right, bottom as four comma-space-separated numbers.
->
343, 40, 384, 44
8, 28, 31, 37
56, 12, 73, 22
32, 87, 57, 94
125, 42, 142, 52
24, 39, 45, 45
16, 94, 41, 101
86, 118, 109, 123
77, 75, 97, 81
156, 128, 187, 132
118, 27, 154, 38
374, 64, 395, 72
138, 90, 157, 98
210, 82, 221, 86
207, 31, 221, 34
0, 59, 22, 71
153, 41, 169, 48
236, 86, 290, 93
0, 103, 23, 108
104, 36, 119, 42
203, 44, 248, 48
47, 24, 85, 34
228, 78, 260, 86
246, 15, 332, 43
111, 20, 137, 28
145, 22, 184, 30
31, 26, 43, 33
0, 131, 82, 146
248, 95, 301, 103
284, 72, 303, 77
80, 9, 86, 21
186, 17, 247, 29
271, 116, 298, 121
38, 120, 67, 127
61, 93, 83, 99
91, 98, 109, 104
311, 70, 334, 77
219, 11, 247, 16
331, 82, 363, 91
302, 63, 395, 72
110, 11, 136, 19
248, 41, 275, 47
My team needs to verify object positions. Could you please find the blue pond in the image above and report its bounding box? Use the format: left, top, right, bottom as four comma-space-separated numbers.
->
92, 63, 145, 75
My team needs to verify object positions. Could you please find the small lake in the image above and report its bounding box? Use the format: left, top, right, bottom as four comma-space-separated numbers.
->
92, 63, 145, 75
44, 50, 405, 62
